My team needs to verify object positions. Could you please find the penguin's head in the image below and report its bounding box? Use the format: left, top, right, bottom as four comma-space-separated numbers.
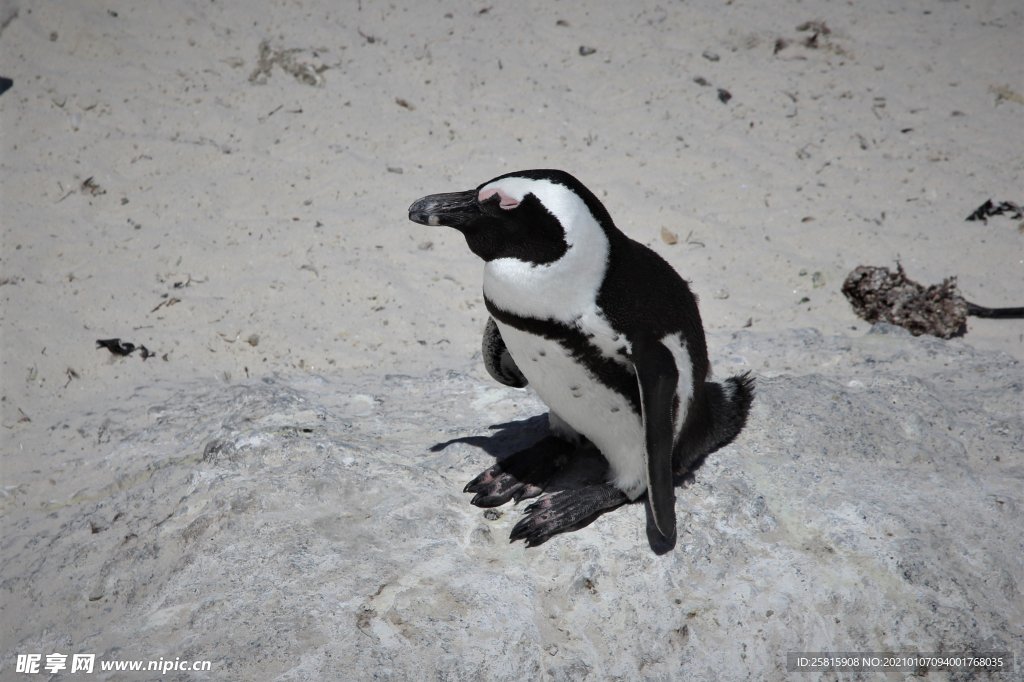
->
408, 169, 614, 264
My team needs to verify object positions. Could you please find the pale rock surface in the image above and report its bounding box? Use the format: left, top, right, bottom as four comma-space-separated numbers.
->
2, 327, 1021, 680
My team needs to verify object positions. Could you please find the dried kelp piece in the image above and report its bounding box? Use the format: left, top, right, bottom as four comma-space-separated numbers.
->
966, 302, 1024, 319
965, 199, 1023, 223
842, 264, 968, 339
249, 40, 328, 87
96, 338, 137, 356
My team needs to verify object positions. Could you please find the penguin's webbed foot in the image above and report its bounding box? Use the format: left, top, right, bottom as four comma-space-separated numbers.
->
509, 484, 628, 547
464, 435, 572, 508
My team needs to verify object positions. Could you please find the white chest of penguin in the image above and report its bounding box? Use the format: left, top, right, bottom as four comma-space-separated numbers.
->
490, 318, 648, 499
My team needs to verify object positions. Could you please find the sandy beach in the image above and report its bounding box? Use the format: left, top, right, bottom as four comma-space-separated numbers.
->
2, 0, 1021, 678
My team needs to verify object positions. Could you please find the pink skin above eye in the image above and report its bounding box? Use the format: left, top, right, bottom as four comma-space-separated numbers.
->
478, 187, 520, 210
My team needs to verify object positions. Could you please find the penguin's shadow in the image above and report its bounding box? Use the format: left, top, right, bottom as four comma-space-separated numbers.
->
429, 413, 551, 458
430, 413, 683, 553
431, 413, 612, 496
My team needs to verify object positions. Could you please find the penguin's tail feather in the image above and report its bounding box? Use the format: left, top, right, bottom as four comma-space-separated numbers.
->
706, 371, 756, 453
674, 372, 755, 479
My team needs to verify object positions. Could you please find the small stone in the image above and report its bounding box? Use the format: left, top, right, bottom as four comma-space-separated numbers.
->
660, 227, 678, 245
702, 49, 719, 62
579, 46, 596, 56
247, 334, 260, 347
713, 289, 730, 300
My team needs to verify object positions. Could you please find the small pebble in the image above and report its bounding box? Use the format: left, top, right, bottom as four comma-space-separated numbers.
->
579, 46, 596, 56
702, 49, 719, 62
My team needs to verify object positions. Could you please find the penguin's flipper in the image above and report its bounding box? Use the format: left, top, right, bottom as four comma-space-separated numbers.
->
631, 335, 680, 543
482, 317, 528, 388
464, 435, 572, 507
509, 484, 629, 547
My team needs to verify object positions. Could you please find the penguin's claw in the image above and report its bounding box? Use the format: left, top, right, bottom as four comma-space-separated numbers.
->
512, 482, 544, 503
465, 463, 526, 507
509, 485, 628, 547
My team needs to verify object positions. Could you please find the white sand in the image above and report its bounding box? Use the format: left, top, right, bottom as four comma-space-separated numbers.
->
2, 0, 1022, 677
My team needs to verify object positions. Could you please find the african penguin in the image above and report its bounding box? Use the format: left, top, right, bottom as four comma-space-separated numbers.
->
408, 169, 754, 551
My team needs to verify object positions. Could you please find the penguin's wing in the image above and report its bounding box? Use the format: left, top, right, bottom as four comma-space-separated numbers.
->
482, 317, 528, 388
631, 335, 680, 541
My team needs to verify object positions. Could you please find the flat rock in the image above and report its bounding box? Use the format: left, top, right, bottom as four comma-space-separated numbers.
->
2, 327, 1021, 680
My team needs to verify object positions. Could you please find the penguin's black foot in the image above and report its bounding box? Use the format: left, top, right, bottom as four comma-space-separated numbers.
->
509, 484, 629, 547
464, 435, 574, 508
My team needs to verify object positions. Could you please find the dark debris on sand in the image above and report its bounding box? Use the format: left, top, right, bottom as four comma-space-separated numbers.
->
965, 199, 1023, 224
96, 338, 153, 359
842, 263, 967, 339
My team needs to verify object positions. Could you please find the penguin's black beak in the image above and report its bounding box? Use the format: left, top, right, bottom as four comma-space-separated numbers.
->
408, 190, 481, 229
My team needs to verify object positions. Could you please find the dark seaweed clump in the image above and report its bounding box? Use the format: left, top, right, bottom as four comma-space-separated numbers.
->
842, 263, 967, 339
